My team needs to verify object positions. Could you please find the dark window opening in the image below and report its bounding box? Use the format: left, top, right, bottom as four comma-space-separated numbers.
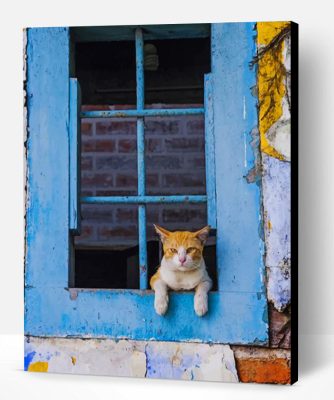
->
73, 28, 216, 290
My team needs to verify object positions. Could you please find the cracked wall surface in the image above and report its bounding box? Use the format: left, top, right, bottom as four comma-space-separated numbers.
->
257, 22, 291, 313
25, 337, 238, 383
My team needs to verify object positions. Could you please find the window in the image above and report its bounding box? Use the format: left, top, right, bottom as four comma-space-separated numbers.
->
73, 30, 215, 290
25, 23, 268, 344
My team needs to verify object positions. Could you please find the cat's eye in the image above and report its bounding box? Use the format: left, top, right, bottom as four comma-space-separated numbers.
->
170, 248, 178, 253
186, 247, 196, 253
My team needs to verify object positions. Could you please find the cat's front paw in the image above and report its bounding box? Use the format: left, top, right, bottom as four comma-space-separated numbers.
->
194, 293, 208, 317
154, 294, 169, 316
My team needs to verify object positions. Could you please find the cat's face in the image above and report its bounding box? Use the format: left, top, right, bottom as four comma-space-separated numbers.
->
154, 225, 210, 271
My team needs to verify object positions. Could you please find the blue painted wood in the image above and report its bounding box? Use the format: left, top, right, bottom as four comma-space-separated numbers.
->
204, 73, 217, 229
25, 24, 269, 345
135, 28, 148, 289
25, 287, 268, 345
81, 195, 207, 204
69, 78, 81, 234
81, 108, 204, 118
211, 23, 267, 299
25, 27, 70, 288
73, 24, 210, 42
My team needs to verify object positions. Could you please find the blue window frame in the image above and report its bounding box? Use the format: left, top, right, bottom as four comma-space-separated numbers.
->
25, 23, 269, 345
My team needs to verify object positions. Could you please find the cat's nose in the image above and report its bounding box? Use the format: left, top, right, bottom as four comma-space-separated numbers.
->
179, 256, 186, 264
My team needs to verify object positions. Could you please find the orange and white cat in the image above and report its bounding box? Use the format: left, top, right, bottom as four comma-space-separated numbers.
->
150, 225, 212, 317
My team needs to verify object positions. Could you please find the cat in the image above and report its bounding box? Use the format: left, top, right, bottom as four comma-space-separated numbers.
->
150, 224, 212, 317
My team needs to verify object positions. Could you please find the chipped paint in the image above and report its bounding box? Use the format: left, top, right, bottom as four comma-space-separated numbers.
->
261, 153, 290, 311
257, 22, 291, 161
28, 361, 49, 372
257, 23, 292, 311
24, 337, 238, 382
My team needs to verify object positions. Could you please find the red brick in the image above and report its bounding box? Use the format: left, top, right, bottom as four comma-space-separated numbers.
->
186, 118, 204, 134
235, 358, 290, 384
115, 173, 137, 188
146, 174, 159, 187
96, 189, 137, 196
162, 208, 206, 223
96, 121, 136, 135
81, 122, 93, 136
233, 347, 291, 384
163, 173, 205, 188
147, 138, 163, 153
186, 156, 206, 169
80, 205, 113, 222
81, 156, 93, 170
98, 225, 137, 240
144, 120, 180, 135
115, 207, 138, 223
82, 173, 113, 188
81, 190, 94, 196
82, 139, 115, 153
76, 225, 94, 240
118, 139, 137, 153
146, 155, 183, 170
165, 138, 204, 152
96, 155, 137, 171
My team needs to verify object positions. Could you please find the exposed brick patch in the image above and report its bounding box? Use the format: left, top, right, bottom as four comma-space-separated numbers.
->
269, 304, 291, 349
77, 106, 207, 247
233, 347, 291, 384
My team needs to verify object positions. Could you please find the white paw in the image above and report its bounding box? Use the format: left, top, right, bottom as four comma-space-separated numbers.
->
194, 294, 208, 317
154, 294, 169, 316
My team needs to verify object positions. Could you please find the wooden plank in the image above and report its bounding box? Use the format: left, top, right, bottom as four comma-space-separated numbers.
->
69, 78, 81, 234
25, 287, 268, 345
204, 73, 217, 228
211, 23, 266, 296
25, 27, 70, 288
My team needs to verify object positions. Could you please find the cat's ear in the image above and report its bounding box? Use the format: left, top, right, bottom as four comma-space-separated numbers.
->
154, 224, 171, 243
194, 225, 211, 244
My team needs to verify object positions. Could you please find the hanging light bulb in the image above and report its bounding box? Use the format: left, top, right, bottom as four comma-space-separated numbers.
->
144, 43, 159, 71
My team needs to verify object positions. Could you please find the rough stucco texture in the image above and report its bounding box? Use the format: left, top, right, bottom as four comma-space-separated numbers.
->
24, 337, 238, 383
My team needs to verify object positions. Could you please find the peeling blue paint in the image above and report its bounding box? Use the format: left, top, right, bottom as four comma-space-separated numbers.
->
24, 351, 36, 371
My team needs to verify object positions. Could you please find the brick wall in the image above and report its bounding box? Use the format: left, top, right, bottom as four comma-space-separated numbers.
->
75, 104, 207, 249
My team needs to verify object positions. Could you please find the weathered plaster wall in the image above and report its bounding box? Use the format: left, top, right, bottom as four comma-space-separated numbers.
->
25, 337, 238, 383
24, 22, 292, 385
257, 22, 291, 313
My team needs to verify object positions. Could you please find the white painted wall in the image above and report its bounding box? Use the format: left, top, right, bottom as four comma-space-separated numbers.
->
1, 0, 334, 339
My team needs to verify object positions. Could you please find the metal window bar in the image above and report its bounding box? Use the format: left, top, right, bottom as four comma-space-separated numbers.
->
78, 27, 216, 290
